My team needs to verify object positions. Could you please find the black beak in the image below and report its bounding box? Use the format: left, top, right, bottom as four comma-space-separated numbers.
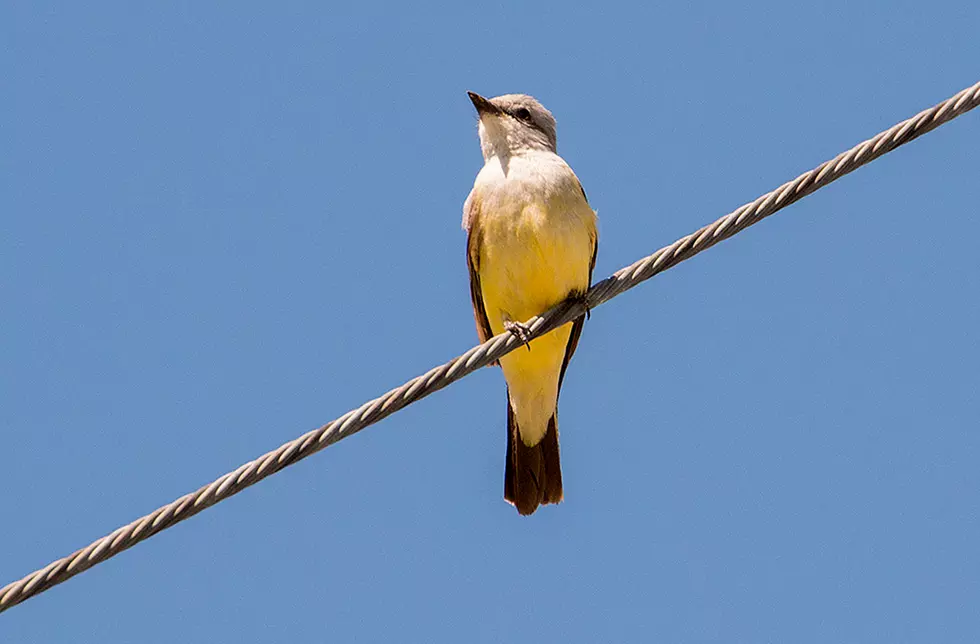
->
468, 91, 501, 116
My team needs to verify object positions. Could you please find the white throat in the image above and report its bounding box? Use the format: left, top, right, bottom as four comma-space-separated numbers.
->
478, 117, 554, 162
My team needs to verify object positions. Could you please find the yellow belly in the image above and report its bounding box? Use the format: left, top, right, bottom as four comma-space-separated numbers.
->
478, 194, 595, 444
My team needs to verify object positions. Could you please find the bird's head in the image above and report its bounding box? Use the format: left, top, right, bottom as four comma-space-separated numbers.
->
468, 92, 558, 160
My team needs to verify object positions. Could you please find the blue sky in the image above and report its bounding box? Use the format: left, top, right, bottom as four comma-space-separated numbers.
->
3, 2, 979, 642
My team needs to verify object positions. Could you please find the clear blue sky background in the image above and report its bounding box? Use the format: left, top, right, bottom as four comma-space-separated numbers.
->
3, 3, 979, 642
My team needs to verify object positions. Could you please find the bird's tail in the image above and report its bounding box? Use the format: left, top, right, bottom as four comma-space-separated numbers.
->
504, 394, 563, 516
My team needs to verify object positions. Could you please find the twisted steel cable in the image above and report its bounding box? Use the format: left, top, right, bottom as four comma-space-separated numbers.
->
2, 79, 979, 614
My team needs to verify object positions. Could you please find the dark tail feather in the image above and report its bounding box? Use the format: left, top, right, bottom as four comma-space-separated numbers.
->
504, 395, 563, 516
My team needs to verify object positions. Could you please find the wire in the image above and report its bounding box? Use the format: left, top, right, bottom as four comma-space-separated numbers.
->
2, 79, 978, 614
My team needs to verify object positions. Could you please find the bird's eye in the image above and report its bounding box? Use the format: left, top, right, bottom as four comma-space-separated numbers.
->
513, 107, 532, 122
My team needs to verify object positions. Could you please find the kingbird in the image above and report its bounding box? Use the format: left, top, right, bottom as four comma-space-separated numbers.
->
463, 92, 598, 515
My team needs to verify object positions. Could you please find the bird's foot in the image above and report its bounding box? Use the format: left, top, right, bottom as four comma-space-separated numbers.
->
570, 290, 592, 320
504, 321, 533, 352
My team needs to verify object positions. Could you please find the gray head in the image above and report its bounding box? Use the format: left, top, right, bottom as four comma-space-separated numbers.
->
468, 92, 558, 160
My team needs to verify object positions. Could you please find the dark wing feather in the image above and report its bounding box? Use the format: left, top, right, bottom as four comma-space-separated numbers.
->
558, 206, 598, 393
464, 192, 494, 350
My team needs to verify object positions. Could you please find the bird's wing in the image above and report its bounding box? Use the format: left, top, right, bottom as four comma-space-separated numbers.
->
464, 190, 494, 345
558, 188, 598, 392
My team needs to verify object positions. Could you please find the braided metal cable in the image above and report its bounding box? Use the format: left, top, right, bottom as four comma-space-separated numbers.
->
2, 80, 978, 614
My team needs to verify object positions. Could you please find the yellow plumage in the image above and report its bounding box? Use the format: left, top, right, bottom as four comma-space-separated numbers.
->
471, 164, 596, 444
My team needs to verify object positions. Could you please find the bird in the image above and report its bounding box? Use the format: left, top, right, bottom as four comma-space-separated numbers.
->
463, 92, 598, 515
